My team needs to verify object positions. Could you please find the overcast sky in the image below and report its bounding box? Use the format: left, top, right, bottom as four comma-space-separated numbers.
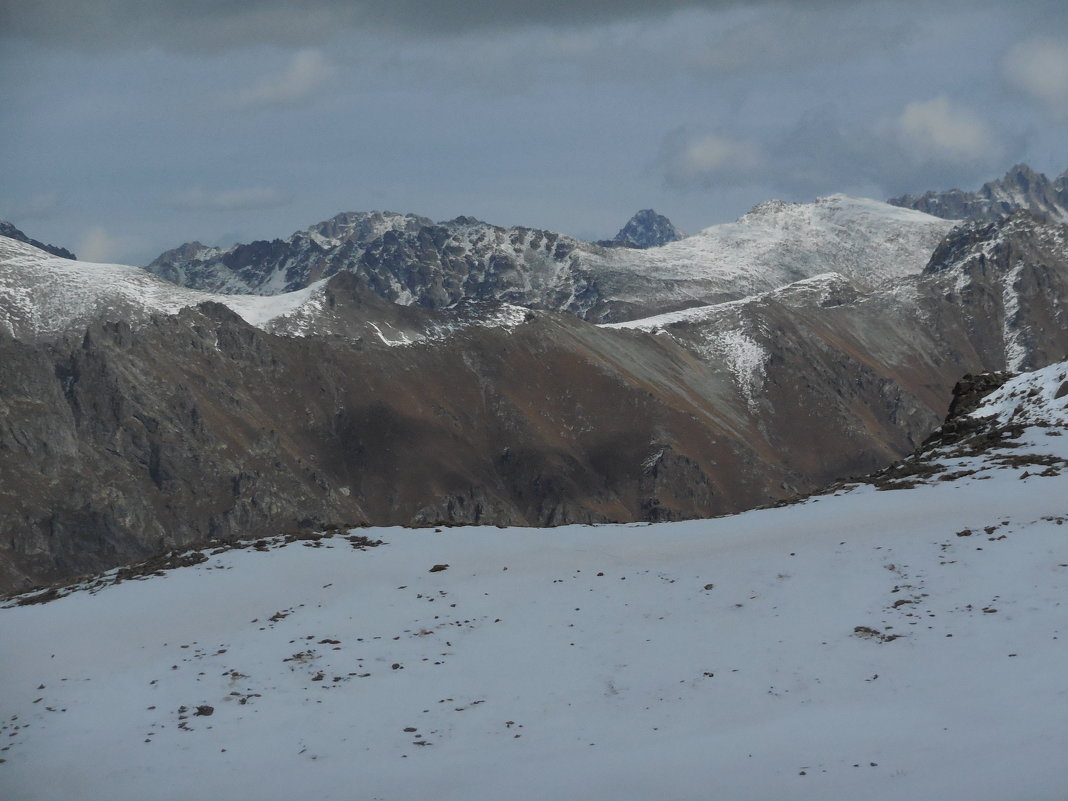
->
2, 0, 1066, 264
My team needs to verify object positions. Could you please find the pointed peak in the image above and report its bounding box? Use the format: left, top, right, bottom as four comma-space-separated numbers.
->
1004, 162, 1041, 179
600, 209, 684, 249
995, 163, 1050, 191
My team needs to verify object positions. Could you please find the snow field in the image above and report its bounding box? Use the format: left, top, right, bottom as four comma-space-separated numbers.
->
2, 458, 1066, 801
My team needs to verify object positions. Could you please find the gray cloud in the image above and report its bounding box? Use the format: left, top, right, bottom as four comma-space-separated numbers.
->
76, 225, 147, 263
1004, 37, 1068, 118
660, 128, 765, 189
892, 97, 1001, 163
3, 0, 1064, 264
0, 192, 62, 222
230, 50, 334, 109
1, 0, 866, 51
661, 98, 1018, 201
168, 186, 292, 212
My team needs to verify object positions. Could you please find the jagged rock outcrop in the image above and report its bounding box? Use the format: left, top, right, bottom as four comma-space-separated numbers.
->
921, 211, 1068, 371
889, 163, 1068, 224
596, 209, 684, 249
0, 221, 75, 259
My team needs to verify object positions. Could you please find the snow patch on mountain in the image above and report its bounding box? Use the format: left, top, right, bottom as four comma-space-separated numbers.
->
708, 329, 767, 412
1001, 260, 1027, 371
973, 360, 1068, 427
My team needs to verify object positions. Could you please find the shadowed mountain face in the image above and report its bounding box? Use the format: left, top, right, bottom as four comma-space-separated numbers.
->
888, 163, 1068, 224
0, 290, 911, 592
3, 210, 1068, 592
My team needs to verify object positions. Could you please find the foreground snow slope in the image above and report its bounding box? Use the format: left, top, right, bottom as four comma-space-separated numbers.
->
2, 368, 1067, 801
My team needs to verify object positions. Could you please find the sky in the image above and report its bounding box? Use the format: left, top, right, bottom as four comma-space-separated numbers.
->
1, 0, 1067, 265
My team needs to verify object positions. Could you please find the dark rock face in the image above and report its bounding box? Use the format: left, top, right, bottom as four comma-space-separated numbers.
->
145, 211, 597, 314
596, 210, 684, 249
0, 301, 791, 592
0, 221, 76, 260
888, 164, 1068, 224
920, 372, 1014, 450
921, 212, 1068, 372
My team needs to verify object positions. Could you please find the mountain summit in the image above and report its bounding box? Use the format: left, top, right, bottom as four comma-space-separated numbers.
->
597, 209, 684, 249
888, 163, 1068, 224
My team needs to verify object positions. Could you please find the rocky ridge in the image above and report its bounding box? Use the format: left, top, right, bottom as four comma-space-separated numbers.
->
0, 221, 76, 260
144, 196, 955, 323
889, 163, 1068, 224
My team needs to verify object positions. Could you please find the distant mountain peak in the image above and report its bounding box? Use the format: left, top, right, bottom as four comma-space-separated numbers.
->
888, 163, 1068, 224
598, 209, 684, 249
0, 220, 76, 260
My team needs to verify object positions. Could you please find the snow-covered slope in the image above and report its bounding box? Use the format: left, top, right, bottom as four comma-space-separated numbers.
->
0, 237, 325, 342
600, 194, 954, 301
2, 364, 1066, 801
0, 237, 531, 344
144, 196, 956, 323
605, 209, 1068, 416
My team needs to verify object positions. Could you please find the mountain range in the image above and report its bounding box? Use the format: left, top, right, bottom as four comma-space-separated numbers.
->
1, 164, 1067, 593
889, 163, 1068, 224
143, 195, 951, 323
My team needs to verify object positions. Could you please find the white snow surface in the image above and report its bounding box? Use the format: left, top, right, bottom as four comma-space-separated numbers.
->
0, 237, 325, 341
603, 272, 854, 334
599, 195, 956, 297
973, 360, 1068, 427
706, 329, 768, 411
3, 364, 1068, 801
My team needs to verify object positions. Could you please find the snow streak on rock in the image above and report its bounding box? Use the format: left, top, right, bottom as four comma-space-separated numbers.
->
707, 330, 768, 412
